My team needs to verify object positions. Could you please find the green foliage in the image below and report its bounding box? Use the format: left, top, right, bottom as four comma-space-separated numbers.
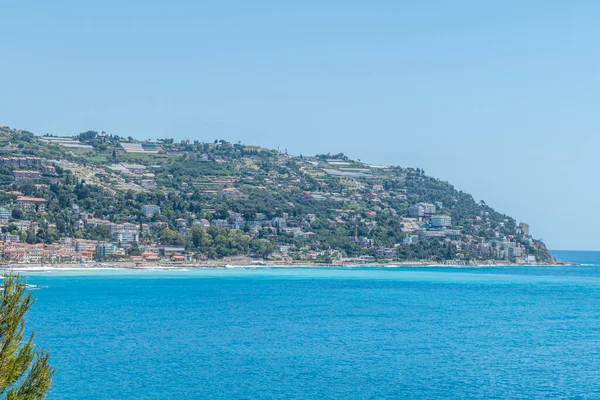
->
395, 241, 455, 262
0, 125, 554, 263
0, 273, 54, 399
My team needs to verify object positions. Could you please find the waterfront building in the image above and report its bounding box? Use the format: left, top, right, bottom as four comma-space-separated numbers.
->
74, 239, 98, 252
96, 242, 117, 257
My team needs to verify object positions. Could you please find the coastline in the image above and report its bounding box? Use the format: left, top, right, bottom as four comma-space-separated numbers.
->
0, 259, 577, 272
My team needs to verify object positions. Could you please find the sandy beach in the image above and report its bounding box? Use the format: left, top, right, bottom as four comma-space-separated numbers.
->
0, 258, 571, 272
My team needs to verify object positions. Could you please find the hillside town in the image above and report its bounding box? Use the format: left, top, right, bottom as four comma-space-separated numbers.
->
0, 125, 554, 266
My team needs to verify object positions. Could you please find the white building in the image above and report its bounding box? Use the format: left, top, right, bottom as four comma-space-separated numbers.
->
112, 231, 139, 244
430, 215, 452, 228
96, 242, 117, 257
0, 208, 11, 222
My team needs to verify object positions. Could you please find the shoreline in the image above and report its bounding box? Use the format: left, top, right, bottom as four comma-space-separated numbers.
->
0, 260, 578, 271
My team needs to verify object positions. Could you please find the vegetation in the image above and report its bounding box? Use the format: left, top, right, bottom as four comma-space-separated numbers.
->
0, 273, 54, 399
0, 125, 554, 263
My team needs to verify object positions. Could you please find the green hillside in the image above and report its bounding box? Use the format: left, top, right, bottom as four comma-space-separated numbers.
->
0, 125, 554, 264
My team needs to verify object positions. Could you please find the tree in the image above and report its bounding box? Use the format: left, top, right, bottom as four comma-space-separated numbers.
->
11, 209, 22, 220
0, 273, 54, 399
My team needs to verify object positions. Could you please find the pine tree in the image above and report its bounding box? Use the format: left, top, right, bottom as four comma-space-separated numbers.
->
0, 273, 54, 399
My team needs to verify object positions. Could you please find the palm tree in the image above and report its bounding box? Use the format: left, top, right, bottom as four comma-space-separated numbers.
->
0, 273, 54, 399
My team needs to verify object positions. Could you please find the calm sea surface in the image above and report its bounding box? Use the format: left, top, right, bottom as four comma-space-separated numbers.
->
18, 250, 600, 399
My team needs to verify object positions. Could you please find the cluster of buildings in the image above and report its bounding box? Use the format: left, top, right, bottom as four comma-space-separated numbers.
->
464, 238, 536, 264
0, 227, 193, 264
0, 156, 42, 166
207, 212, 315, 238
0, 140, 542, 264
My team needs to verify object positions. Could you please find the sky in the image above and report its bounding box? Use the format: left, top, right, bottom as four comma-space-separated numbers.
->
1, 1, 599, 250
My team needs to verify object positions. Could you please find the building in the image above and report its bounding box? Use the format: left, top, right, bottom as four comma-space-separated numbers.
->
109, 223, 138, 234
408, 204, 425, 218
255, 213, 266, 221
229, 214, 244, 230
112, 231, 139, 244
0, 156, 41, 166
272, 217, 287, 229
509, 246, 523, 258
418, 230, 446, 241
96, 242, 117, 257
221, 187, 239, 197
518, 222, 530, 236
141, 205, 161, 217
140, 179, 157, 189
444, 229, 461, 240
420, 203, 436, 215
74, 239, 98, 252
0, 208, 11, 222
403, 235, 419, 244
139, 251, 159, 262
84, 218, 111, 228
12, 220, 31, 233
376, 248, 397, 259
109, 223, 139, 244
1, 233, 20, 243
192, 219, 210, 229
42, 165, 57, 175
13, 170, 41, 181
176, 218, 188, 232
349, 236, 374, 248
211, 219, 228, 228
160, 246, 185, 257
409, 202, 437, 217
401, 218, 421, 232
430, 215, 452, 228
16, 196, 47, 212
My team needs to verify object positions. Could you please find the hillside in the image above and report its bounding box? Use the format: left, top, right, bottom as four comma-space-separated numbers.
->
0, 125, 554, 265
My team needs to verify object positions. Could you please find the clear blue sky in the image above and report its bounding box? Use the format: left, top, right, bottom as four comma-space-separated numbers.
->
2, 1, 598, 250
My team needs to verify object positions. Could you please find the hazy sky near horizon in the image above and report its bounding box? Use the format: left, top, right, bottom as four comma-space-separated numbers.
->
2, 1, 599, 250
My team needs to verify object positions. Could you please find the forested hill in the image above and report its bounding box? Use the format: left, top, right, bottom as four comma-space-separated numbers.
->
0, 125, 554, 264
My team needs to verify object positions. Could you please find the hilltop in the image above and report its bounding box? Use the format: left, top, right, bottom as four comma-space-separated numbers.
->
0, 124, 554, 265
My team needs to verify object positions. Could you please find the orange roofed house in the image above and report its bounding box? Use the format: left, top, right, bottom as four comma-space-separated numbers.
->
13, 170, 41, 181
16, 196, 47, 212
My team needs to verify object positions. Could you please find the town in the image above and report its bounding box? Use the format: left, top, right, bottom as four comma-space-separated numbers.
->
0, 125, 554, 266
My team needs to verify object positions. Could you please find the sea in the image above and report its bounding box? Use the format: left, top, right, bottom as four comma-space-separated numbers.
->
14, 250, 600, 399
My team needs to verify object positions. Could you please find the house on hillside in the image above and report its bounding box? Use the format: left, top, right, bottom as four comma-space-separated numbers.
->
16, 196, 47, 212
13, 170, 41, 181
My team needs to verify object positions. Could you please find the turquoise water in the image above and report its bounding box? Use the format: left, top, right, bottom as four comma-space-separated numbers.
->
19, 251, 600, 399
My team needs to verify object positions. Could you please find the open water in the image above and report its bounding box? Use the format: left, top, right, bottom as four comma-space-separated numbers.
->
17, 250, 600, 399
